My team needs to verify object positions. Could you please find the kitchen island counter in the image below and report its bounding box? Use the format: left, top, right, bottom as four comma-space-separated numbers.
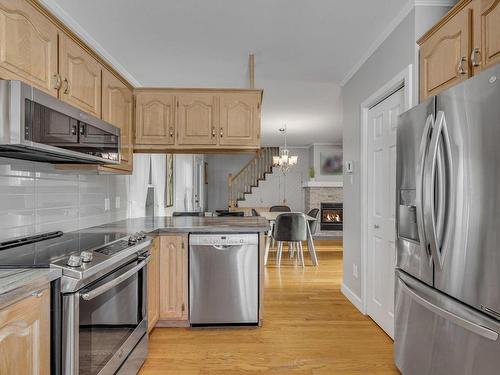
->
0, 268, 61, 309
83, 216, 270, 236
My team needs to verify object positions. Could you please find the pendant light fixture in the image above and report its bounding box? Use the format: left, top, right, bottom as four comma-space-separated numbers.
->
273, 125, 298, 174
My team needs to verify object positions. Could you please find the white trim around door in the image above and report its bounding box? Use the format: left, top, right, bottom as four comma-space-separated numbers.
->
360, 65, 414, 317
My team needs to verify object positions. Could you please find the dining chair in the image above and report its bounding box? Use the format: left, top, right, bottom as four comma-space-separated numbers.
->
269, 206, 291, 249
270, 205, 291, 212
172, 211, 203, 217
273, 213, 307, 267
307, 208, 319, 235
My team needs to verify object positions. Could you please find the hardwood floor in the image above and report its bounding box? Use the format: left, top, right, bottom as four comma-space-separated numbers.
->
140, 251, 399, 375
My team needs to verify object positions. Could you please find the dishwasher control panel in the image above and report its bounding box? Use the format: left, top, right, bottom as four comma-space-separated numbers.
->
189, 234, 259, 246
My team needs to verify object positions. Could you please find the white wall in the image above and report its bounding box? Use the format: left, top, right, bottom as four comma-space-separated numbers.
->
341, 5, 451, 302
0, 157, 127, 241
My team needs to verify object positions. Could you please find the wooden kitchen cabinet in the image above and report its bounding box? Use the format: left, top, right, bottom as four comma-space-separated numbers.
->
147, 237, 160, 333
59, 34, 102, 117
418, 0, 500, 100
0, 0, 59, 96
419, 5, 472, 101
133, 89, 263, 152
177, 93, 218, 146
472, 0, 500, 73
135, 90, 176, 146
158, 235, 188, 323
0, 288, 50, 375
102, 69, 133, 173
219, 93, 260, 147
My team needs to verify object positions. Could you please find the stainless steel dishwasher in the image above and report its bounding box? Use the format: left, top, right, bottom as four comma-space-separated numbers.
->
189, 233, 259, 326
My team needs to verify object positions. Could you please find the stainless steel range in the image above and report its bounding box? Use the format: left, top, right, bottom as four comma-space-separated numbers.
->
0, 230, 152, 375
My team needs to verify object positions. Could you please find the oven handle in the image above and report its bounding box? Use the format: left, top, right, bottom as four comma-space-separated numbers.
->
80, 255, 150, 301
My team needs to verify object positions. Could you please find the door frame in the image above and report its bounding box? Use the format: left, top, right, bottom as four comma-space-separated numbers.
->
360, 65, 414, 314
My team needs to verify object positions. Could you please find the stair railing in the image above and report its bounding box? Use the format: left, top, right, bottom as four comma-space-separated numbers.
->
228, 147, 278, 208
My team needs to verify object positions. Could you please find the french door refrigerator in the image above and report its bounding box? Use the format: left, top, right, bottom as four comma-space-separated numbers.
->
395, 64, 500, 375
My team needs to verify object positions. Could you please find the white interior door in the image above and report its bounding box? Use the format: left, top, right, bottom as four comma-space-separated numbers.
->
367, 88, 403, 338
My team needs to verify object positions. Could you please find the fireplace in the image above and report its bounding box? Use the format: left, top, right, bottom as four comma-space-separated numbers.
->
320, 202, 343, 231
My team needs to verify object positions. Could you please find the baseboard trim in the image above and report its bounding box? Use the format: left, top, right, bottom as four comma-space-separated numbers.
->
341, 282, 365, 314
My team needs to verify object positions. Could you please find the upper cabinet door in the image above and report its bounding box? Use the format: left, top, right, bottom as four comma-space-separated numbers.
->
102, 69, 133, 171
0, 0, 58, 96
177, 93, 218, 145
419, 6, 472, 100
219, 93, 260, 147
473, 0, 500, 72
59, 34, 101, 117
135, 91, 176, 146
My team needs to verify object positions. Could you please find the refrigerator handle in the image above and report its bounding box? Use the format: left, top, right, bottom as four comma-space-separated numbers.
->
416, 114, 434, 259
424, 111, 453, 269
399, 277, 499, 341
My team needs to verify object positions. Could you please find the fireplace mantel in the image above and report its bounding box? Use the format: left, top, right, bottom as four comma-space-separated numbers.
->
302, 181, 343, 188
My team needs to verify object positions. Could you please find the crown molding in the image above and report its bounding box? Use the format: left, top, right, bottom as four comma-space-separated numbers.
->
38, 0, 142, 87
340, 0, 455, 87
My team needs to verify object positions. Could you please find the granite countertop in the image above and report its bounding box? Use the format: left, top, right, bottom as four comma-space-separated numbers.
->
0, 216, 269, 306
0, 268, 61, 310
80, 216, 271, 236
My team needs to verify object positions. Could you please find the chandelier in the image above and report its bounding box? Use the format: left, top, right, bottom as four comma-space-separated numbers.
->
273, 126, 298, 174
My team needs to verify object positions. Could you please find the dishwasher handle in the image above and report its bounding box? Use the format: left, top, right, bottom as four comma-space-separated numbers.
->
212, 245, 241, 251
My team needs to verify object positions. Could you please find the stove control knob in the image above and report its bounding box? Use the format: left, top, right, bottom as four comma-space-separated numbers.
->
67, 255, 83, 267
80, 251, 93, 263
128, 236, 137, 245
139, 231, 146, 239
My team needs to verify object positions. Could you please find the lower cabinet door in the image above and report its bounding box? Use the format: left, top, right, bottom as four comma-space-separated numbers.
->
159, 235, 188, 321
0, 288, 50, 375
147, 237, 160, 332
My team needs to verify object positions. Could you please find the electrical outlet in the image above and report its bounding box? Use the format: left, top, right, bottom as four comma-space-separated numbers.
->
115, 196, 120, 209
353, 263, 359, 279
104, 198, 110, 211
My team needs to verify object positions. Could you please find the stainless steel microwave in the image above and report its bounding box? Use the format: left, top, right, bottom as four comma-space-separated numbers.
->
0, 80, 120, 164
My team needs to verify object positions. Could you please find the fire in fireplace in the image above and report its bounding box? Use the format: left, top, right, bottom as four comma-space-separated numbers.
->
320, 202, 343, 231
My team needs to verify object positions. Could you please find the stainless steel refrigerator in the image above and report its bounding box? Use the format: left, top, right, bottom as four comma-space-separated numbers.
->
395, 64, 500, 375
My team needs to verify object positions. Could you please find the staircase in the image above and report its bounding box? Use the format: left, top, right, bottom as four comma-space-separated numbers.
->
228, 147, 279, 208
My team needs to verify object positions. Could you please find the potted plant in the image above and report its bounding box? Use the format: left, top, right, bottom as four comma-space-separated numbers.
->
309, 167, 316, 181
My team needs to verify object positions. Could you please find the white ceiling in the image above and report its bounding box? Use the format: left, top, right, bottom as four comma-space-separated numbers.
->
47, 0, 409, 146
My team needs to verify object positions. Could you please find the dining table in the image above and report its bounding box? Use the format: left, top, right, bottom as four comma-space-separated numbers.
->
259, 211, 318, 266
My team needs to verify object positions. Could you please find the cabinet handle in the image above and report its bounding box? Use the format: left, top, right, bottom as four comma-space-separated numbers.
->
169, 127, 174, 137
79, 123, 85, 135
52, 74, 62, 90
212, 128, 216, 137
457, 57, 467, 75
220, 128, 223, 138
31, 290, 44, 298
181, 303, 185, 312
71, 124, 77, 135
63, 78, 71, 94
470, 48, 481, 67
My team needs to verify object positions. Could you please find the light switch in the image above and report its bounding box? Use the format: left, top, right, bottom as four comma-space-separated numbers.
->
344, 161, 354, 174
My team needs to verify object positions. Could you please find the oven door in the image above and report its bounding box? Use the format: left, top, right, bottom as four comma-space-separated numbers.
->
63, 255, 149, 375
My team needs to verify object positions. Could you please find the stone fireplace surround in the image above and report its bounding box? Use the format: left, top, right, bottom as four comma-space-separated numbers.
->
304, 185, 343, 238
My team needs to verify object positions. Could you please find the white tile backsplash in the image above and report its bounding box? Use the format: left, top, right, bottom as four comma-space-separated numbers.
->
0, 157, 129, 241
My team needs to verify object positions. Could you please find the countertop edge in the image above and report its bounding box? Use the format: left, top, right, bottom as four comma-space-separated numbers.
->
0, 268, 61, 310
